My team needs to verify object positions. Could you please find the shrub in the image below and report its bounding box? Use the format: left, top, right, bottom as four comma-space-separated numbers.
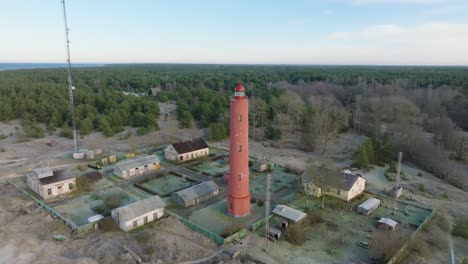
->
0, 147, 5, 152
103, 191, 124, 210
418, 172, 423, 177
92, 203, 108, 215
0, 133, 7, 140
286, 224, 306, 246
257, 200, 264, 207
135, 230, 152, 243
250, 197, 257, 203
418, 184, 425, 192
452, 219, 468, 239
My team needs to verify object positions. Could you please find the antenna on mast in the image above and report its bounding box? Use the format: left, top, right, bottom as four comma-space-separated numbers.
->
61, 0, 78, 152
393, 152, 403, 215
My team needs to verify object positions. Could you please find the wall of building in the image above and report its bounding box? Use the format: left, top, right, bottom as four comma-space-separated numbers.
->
172, 190, 219, 208
346, 178, 366, 201
304, 177, 366, 202
165, 147, 209, 162
113, 208, 164, 232
27, 177, 76, 200
114, 162, 159, 179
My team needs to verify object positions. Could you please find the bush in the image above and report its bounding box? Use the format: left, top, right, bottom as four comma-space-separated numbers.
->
418, 183, 425, 192
250, 197, 257, 203
285, 224, 306, 246
257, 200, 264, 207
0, 147, 5, 152
135, 230, 152, 243
452, 219, 468, 239
418, 172, 423, 177
0, 133, 7, 140
103, 191, 124, 210
60, 125, 74, 139
92, 203, 108, 215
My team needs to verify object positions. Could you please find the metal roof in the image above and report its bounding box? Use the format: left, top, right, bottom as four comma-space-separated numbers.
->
173, 181, 220, 202
378, 218, 398, 228
33, 167, 54, 179
116, 155, 160, 172
272, 205, 307, 223
112, 195, 166, 223
357, 198, 381, 211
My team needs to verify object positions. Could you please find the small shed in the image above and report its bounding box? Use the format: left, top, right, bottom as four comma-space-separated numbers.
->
172, 181, 220, 207
272, 205, 307, 223
378, 218, 398, 231
268, 227, 281, 240
252, 159, 270, 172
357, 198, 381, 216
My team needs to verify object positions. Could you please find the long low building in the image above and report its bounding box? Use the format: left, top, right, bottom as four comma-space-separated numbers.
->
357, 198, 381, 216
114, 155, 160, 179
165, 138, 209, 162
26, 167, 76, 200
172, 181, 220, 207
111, 195, 166, 232
272, 205, 307, 223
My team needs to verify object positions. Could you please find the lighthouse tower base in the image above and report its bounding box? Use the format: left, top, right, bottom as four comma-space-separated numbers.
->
227, 195, 251, 217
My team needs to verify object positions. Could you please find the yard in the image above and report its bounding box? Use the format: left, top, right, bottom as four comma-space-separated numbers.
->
255, 192, 433, 264
138, 173, 196, 196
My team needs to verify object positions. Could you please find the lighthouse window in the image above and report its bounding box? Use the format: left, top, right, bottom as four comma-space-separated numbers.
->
238, 174, 242, 181
238, 114, 242, 121
238, 144, 242, 152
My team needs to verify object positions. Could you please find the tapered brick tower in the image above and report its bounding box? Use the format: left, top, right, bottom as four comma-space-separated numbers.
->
227, 82, 250, 217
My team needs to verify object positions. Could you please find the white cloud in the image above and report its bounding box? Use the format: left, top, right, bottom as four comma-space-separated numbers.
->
323, 22, 468, 65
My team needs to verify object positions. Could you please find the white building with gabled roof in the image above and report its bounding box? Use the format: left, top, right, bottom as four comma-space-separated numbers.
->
111, 195, 166, 232
113, 155, 160, 179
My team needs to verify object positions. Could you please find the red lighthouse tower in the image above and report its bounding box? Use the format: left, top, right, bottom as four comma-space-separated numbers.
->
227, 82, 251, 217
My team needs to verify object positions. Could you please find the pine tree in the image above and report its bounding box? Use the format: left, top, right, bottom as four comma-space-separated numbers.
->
99, 117, 113, 137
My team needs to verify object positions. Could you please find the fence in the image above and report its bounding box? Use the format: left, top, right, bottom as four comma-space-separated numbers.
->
386, 208, 437, 264
7, 179, 92, 235
224, 228, 247, 243
251, 215, 273, 232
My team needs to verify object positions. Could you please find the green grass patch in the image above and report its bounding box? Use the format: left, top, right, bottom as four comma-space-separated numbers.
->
452, 219, 468, 239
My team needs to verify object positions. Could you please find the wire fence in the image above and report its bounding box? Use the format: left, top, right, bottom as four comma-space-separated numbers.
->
386, 208, 437, 264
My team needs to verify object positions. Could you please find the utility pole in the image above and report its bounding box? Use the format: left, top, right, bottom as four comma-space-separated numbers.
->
264, 173, 271, 252
61, 0, 78, 152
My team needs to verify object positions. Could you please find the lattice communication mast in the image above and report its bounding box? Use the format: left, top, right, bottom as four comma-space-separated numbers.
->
265, 173, 271, 251
61, 0, 78, 152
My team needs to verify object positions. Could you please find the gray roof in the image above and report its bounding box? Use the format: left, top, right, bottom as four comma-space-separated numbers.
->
116, 155, 160, 172
113, 195, 166, 223
173, 181, 220, 202
272, 205, 307, 223
33, 167, 54, 179
303, 166, 364, 191
358, 198, 381, 210
378, 218, 398, 228
33, 167, 75, 185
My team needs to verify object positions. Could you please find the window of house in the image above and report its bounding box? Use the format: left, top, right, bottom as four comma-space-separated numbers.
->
180, 156, 183, 161
47, 188, 52, 195
337, 190, 341, 195
133, 220, 138, 228
238, 144, 242, 152
153, 212, 158, 220
69, 183, 74, 190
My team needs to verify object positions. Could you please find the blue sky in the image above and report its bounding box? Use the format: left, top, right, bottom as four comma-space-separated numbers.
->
1, 0, 468, 65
